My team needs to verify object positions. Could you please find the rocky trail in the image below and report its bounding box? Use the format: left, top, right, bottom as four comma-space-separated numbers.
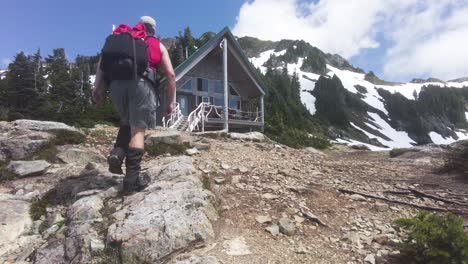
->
0, 120, 467, 264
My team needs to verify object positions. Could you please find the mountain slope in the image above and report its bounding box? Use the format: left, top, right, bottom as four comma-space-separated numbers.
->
241, 37, 468, 149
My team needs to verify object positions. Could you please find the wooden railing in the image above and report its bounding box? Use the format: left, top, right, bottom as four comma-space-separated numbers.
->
162, 102, 183, 128
186, 103, 263, 132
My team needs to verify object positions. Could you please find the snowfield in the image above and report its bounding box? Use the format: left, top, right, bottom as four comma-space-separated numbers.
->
249, 50, 468, 150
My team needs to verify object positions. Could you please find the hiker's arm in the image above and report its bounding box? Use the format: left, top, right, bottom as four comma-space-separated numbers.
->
159, 43, 176, 115
92, 58, 106, 104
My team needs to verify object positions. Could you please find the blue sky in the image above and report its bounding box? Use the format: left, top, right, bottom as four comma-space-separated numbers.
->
2, 0, 468, 82
0, 0, 245, 65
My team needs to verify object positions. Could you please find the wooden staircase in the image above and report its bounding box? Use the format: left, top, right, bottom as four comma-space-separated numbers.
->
174, 116, 189, 131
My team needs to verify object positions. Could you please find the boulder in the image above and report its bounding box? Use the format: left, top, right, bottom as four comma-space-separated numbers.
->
107, 156, 216, 262
56, 147, 106, 165
14, 119, 84, 139
278, 217, 296, 236
145, 130, 183, 146
0, 194, 36, 258
7, 160, 50, 178
229, 132, 266, 142
0, 131, 52, 161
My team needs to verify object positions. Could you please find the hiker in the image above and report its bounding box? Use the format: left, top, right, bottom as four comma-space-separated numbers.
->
92, 16, 176, 193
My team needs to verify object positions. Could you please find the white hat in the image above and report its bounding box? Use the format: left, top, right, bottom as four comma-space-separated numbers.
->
139, 16, 156, 33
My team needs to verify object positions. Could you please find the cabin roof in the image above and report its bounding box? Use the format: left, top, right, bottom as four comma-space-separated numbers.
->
164, 27, 266, 96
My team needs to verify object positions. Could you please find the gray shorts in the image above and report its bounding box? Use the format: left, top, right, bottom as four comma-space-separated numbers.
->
109, 78, 158, 129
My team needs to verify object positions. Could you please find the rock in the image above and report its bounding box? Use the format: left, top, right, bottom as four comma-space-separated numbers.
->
7, 160, 50, 177
14, 119, 85, 139
107, 156, 216, 262
0, 194, 34, 257
237, 166, 250, 173
375, 202, 389, 212
231, 175, 242, 184
173, 256, 220, 264
145, 130, 183, 146
222, 237, 251, 256
220, 162, 230, 170
373, 234, 389, 245
279, 217, 296, 236
229, 132, 266, 142
255, 215, 272, 224
265, 225, 280, 236
304, 147, 326, 157
263, 193, 279, 200
191, 142, 211, 151
89, 237, 105, 253
349, 194, 366, 201
364, 254, 376, 264
67, 195, 104, 222
56, 147, 106, 165
351, 144, 371, 151
294, 244, 308, 254
214, 177, 226, 184
0, 131, 52, 160
185, 148, 199, 156
34, 240, 66, 264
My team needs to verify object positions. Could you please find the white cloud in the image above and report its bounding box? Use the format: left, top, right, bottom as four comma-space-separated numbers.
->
233, 0, 468, 81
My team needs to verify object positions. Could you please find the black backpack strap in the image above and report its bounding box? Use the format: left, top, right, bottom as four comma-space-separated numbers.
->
132, 37, 138, 80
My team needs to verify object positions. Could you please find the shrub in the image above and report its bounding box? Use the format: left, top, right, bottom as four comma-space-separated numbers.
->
0, 160, 15, 182
145, 143, 187, 157
30, 197, 49, 221
394, 211, 468, 264
52, 130, 86, 145
440, 141, 468, 177
390, 148, 419, 158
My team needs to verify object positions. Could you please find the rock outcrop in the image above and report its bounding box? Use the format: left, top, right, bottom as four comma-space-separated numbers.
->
107, 156, 217, 262
7, 160, 50, 178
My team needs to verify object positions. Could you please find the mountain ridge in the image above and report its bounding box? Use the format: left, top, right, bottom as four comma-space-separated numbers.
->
238, 35, 468, 149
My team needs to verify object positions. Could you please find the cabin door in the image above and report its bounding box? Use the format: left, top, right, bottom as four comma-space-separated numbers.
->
178, 95, 189, 116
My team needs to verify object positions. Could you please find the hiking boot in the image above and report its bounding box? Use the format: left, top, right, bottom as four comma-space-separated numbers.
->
136, 173, 151, 191
123, 147, 144, 193
107, 147, 126, 174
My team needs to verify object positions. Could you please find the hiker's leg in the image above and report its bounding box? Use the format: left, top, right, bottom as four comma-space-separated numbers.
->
108, 124, 131, 174
123, 127, 145, 193
108, 80, 131, 174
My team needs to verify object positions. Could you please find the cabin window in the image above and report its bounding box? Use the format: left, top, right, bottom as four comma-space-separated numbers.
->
214, 97, 225, 106
229, 99, 241, 110
197, 78, 208, 92
229, 85, 239, 96
214, 80, 224, 94
197, 96, 210, 104
180, 79, 192, 91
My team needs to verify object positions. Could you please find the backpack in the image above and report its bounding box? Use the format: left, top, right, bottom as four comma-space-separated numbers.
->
100, 24, 148, 81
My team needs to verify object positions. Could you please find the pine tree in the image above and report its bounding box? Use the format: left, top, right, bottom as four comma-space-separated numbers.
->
45, 48, 76, 121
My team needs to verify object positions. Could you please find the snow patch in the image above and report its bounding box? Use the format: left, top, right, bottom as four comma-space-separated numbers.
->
429, 132, 456, 145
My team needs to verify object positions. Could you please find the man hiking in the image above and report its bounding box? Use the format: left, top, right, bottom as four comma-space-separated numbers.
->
92, 16, 176, 193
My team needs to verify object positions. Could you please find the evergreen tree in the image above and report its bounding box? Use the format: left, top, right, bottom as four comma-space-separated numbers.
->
4, 52, 44, 119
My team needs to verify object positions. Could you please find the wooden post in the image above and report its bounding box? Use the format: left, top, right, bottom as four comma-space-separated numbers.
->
222, 38, 229, 131
260, 96, 265, 132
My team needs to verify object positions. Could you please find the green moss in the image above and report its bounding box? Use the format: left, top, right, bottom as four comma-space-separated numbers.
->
394, 211, 468, 263
30, 197, 49, 221
202, 174, 212, 191
33, 144, 58, 162
0, 160, 15, 182
52, 130, 86, 145
145, 143, 187, 157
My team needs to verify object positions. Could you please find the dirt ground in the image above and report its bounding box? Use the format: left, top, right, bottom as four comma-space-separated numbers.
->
181, 137, 468, 264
